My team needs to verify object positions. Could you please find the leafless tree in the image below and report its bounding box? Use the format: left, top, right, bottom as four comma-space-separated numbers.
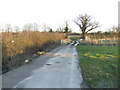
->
42, 24, 47, 32
5, 24, 12, 32
42, 24, 52, 32
23, 23, 33, 31
33, 23, 40, 31
74, 14, 99, 40
64, 21, 69, 33
14, 26, 20, 32
108, 26, 120, 33
63, 21, 72, 35
56, 26, 63, 33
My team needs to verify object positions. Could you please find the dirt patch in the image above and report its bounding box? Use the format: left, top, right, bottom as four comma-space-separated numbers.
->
2, 42, 60, 74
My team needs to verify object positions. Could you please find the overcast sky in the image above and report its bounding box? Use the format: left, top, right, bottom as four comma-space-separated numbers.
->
0, 0, 119, 32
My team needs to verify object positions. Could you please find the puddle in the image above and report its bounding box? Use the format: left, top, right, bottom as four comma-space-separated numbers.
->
46, 63, 52, 65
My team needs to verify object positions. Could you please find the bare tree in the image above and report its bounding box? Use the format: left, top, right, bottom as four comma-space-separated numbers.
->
108, 26, 120, 33
42, 24, 47, 32
56, 26, 63, 33
14, 26, 20, 32
64, 21, 69, 33
42, 24, 52, 32
63, 21, 72, 33
33, 23, 40, 31
5, 24, 12, 32
74, 14, 99, 40
23, 23, 33, 31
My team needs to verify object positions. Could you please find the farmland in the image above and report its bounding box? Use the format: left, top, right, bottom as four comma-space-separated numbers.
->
77, 45, 118, 88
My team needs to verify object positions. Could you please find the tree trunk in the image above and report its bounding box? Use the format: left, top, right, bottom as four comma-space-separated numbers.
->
82, 33, 85, 40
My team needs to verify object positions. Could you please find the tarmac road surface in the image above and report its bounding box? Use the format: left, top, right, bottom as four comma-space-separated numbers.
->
2, 45, 83, 88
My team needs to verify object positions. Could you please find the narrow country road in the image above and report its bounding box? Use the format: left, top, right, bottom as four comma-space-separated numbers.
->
2, 45, 83, 88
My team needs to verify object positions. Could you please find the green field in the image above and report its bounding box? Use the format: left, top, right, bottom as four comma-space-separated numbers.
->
77, 45, 118, 88
69, 37, 79, 40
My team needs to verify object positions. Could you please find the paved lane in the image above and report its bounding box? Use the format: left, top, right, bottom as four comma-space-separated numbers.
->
2, 45, 83, 88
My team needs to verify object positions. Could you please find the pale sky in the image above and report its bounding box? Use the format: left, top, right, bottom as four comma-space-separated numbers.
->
0, 0, 119, 32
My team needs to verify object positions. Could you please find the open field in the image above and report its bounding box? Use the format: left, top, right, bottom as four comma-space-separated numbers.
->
77, 45, 118, 88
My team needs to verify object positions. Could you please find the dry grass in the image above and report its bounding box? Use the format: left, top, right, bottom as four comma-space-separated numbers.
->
87, 33, 119, 40
2, 31, 65, 59
84, 33, 119, 45
1, 31, 65, 73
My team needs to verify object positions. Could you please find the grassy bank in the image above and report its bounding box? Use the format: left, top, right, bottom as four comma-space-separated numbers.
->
2, 31, 65, 58
2, 31, 65, 73
77, 45, 118, 88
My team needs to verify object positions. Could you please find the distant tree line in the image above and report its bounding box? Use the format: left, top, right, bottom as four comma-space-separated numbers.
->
86, 27, 119, 39
0, 13, 119, 40
0, 21, 72, 33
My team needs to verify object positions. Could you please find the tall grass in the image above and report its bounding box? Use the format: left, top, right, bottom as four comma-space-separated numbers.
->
2, 31, 65, 73
2, 31, 65, 60
83, 33, 119, 46
87, 33, 119, 40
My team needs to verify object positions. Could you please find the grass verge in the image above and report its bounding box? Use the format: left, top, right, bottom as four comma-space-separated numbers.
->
77, 45, 118, 88
2, 31, 65, 74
